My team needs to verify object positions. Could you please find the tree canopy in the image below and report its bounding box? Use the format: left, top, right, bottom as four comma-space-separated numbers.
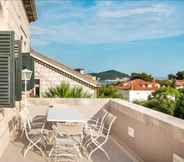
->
167, 70, 184, 80
130, 72, 154, 81
136, 87, 184, 117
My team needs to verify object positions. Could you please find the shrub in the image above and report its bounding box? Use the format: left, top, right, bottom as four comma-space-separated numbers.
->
98, 85, 122, 98
175, 95, 184, 119
44, 82, 92, 98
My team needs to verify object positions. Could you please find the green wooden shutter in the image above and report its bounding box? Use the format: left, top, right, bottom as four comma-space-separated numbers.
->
0, 31, 15, 107
14, 40, 22, 101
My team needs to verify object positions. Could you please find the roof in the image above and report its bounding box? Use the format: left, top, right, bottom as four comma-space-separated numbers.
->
22, 0, 37, 22
175, 80, 184, 86
30, 49, 99, 88
114, 79, 160, 91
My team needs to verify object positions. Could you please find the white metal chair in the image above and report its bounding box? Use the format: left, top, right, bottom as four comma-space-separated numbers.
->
86, 109, 109, 132
20, 111, 46, 157
82, 109, 109, 146
23, 106, 46, 124
82, 112, 117, 160
48, 124, 79, 162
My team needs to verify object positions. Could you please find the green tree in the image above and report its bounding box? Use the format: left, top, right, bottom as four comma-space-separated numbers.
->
174, 88, 184, 119
175, 95, 184, 119
176, 71, 184, 79
130, 72, 153, 81
168, 74, 176, 80
45, 82, 92, 98
157, 80, 175, 87
136, 87, 180, 116
98, 85, 122, 98
152, 87, 180, 100
136, 97, 176, 116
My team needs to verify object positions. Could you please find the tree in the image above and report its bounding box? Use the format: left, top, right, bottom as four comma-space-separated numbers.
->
136, 87, 180, 116
175, 95, 184, 119
168, 74, 176, 80
157, 80, 175, 87
45, 82, 92, 98
130, 72, 154, 81
176, 71, 184, 80
135, 86, 184, 119
146, 98, 176, 115
151, 87, 180, 100
98, 85, 122, 98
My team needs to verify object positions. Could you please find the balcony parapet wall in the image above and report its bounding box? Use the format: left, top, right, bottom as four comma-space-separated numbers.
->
108, 99, 184, 162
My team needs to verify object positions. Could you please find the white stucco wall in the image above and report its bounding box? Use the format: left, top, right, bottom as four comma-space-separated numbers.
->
34, 61, 97, 97
0, 0, 31, 52
129, 90, 152, 102
121, 90, 153, 102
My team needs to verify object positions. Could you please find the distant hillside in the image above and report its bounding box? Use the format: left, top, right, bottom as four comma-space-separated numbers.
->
90, 70, 129, 81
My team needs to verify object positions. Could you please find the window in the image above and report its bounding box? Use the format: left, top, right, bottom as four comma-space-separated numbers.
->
148, 84, 152, 88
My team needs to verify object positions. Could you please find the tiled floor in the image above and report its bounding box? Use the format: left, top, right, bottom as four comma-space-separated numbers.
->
0, 138, 133, 162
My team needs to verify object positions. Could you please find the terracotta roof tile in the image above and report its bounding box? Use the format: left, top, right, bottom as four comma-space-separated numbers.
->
175, 80, 184, 86
114, 79, 160, 91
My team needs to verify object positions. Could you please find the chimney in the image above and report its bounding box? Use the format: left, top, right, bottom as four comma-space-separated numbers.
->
75, 68, 86, 75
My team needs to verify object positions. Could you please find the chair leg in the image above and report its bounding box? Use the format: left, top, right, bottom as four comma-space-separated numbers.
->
99, 147, 110, 160
24, 142, 33, 157
24, 139, 45, 157
88, 142, 110, 160
88, 143, 99, 161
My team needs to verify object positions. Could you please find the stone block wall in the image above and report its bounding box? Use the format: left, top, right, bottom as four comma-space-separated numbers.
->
0, 0, 31, 52
34, 61, 97, 97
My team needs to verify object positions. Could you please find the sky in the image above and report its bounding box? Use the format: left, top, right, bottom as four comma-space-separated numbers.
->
31, 0, 184, 78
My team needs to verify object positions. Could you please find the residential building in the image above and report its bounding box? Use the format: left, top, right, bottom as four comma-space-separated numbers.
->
0, 0, 36, 53
22, 50, 99, 97
114, 79, 160, 102
0, 0, 37, 157
175, 80, 184, 89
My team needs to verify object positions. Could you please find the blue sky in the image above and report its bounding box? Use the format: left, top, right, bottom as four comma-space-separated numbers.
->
31, 0, 184, 77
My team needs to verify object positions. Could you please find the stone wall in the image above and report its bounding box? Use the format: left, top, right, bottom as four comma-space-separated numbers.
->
34, 61, 97, 97
0, 0, 31, 52
108, 99, 184, 162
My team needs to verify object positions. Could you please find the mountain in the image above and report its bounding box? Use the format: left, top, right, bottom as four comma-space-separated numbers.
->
90, 70, 129, 81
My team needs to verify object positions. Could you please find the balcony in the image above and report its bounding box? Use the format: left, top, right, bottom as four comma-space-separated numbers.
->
0, 98, 184, 162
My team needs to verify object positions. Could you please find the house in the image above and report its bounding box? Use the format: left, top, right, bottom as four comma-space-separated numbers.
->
0, 0, 37, 106
22, 50, 99, 97
175, 80, 184, 89
0, 0, 37, 157
114, 79, 160, 102
0, 0, 37, 53
1, 1, 184, 162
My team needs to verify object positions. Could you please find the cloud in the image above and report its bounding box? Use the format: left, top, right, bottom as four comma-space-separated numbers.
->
97, 4, 173, 18
31, 0, 184, 46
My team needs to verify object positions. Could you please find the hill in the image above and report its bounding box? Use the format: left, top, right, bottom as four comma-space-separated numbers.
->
90, 70, 129, 81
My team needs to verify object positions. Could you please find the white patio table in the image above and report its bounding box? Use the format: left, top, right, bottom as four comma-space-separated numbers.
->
47, 107, 86, 123
47, 107, 87, 159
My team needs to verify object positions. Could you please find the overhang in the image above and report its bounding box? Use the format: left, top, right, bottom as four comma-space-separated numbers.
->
22, 0, 37, 23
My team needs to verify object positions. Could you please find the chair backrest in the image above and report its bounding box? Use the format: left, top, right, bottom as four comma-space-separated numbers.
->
19, 111, 33, 141
19, 110, 44, 141
19, 110, 31, 130
101, 112, 117, 138
97, 109, 109, 133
